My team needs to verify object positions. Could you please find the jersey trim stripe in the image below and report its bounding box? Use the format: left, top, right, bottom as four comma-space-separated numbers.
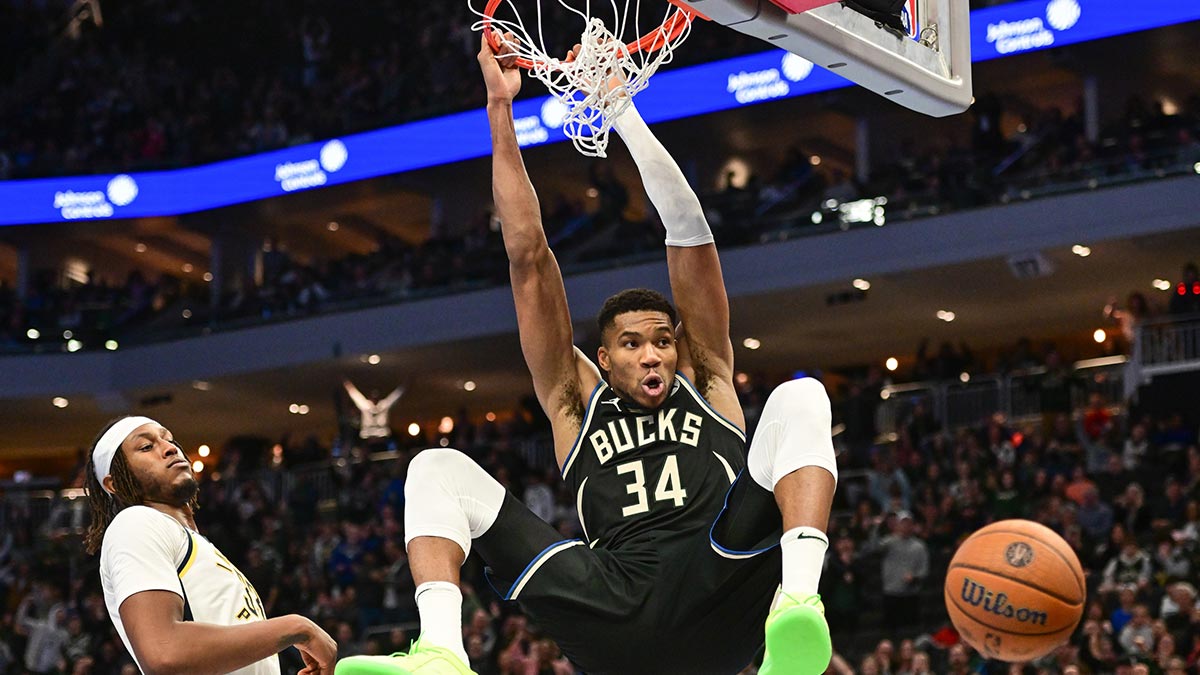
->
176, 531, 196, 621
708, 469, 779, 560
712, 452, 737, 484
177, 532, 197, 576
676, 373, 746, 442
506, 539, 585, 600
561, 382, 607, 478
576, 476, 591, 543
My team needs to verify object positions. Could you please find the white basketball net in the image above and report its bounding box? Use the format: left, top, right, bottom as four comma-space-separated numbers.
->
471, 0, 695, 157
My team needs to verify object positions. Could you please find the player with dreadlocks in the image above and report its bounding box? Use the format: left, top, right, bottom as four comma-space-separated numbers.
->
84, 415, 337, 675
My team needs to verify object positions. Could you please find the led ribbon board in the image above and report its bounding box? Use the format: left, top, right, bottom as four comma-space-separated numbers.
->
0, 0, 1195, 226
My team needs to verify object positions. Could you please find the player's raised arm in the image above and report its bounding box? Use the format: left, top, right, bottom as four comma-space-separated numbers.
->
479, 36, 600, 455
613, 105, 737, 403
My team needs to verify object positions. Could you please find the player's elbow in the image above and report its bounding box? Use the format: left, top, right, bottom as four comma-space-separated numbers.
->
139, 652, 182, 675
507, 241, 551, 271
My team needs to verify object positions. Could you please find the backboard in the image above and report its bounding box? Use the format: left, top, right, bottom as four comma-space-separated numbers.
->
674, 0, 973, 117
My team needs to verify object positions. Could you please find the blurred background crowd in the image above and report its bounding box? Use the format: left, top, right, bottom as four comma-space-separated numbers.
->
0, 354, 1197, 674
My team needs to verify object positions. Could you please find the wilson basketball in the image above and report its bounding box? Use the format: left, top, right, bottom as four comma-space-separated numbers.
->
944, 519, 1085, 662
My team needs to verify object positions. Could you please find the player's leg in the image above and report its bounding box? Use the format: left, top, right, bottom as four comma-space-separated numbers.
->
747, 377, 838, 675
337, 447, 506, 675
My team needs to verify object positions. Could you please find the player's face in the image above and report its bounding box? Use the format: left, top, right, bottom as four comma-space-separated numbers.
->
597, 310, 677, 410
118, 422, 198, 506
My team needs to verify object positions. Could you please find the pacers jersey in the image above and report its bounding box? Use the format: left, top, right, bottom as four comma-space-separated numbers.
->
101, 506, 279, 675
560, 373, 746, 551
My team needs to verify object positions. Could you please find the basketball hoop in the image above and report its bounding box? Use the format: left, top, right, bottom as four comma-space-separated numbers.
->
471, 0, 703, 157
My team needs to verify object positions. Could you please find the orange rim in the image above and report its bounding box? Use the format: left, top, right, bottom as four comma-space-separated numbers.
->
482, 0, 702, 70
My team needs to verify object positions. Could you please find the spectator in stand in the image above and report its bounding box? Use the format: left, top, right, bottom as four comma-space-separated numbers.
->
1099, 538, 1153, 599
14, 593, 70, 675
870, 510, 929, 638
342, 379, 405, 452
1105, 292, 1154, 348
1123, 423, 1151, 472
821, 536, 867, 637
1118, 604, 1155, 656
1114, 482, 1153, 536
1078, 485, 1115, 542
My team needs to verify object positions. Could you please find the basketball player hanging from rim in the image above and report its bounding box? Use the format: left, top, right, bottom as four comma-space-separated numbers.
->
337, 35, 839, 675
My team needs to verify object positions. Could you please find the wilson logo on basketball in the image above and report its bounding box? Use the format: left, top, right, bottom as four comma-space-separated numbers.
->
960, 578, 1049, 626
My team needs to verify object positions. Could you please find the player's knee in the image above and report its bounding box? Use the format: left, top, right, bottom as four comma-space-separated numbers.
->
407, 447, 470, 481
769, 377, 831, 417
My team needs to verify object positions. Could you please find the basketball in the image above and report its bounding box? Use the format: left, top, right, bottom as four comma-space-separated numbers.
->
944, 519, 1086, 663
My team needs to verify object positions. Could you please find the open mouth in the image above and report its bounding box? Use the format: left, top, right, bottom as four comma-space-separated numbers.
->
641, 374, 665, 398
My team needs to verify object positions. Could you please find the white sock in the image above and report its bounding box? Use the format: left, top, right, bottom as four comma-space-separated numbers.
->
415, 581, 468, 665
781, 526, 829, 597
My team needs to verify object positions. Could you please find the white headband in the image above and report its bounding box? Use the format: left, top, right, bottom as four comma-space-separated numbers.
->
93, 416, 160, 493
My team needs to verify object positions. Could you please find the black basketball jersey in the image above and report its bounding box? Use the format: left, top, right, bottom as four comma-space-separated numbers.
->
560, 373, 747, 551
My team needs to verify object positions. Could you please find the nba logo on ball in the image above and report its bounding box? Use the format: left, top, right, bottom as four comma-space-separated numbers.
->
944, 519, 1085, 662
1004, 542, 1034, 567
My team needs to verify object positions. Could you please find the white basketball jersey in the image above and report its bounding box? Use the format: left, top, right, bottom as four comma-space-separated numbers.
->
100, 506, 280, 675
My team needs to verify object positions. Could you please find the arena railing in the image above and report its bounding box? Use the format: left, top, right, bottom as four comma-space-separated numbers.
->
876, 356, 1128, 436
1127, 313, 1200, 399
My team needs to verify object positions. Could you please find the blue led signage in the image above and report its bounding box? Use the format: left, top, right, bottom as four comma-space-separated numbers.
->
0, 0, 1195, 226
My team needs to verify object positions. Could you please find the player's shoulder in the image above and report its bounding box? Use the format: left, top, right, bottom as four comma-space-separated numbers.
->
102, 506, 186, 551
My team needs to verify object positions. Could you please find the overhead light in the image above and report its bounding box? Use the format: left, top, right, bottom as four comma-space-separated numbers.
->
438, 416, 454, 434
734, 372, 749, 386
742, 338, 761, 350
810, 211, 823, 224
298, 405, 310, 415
182, 263, 194, 273
203, 272, 214, 282
586, 188, 599, 198
1152, 279, 1171, 291
181, 309, 192, 319
880, 389, 891, 400
937, 310, 956, 322
1093, 329, 1107, 343
52, 397, 69, 408
1194, 162, 1200, 175
367, 354, 381, 365
853, 278, 871, 291
1071, 244, 1091, 257
327, 221, 340, 231
885, 357, 898, 371
198, 444, 211, 458
104, 340, 119, 351
135, 243, 147, 253
63, 330, 73, 339
809, 155, 821, 166
288, 403, 300, 413
463, 380, 477, 392
26, 328, 40, 340
439, 438, 450, 447
485, 412, 497, 422
66, 339, 82, 352
192, 380, 211, 391
959, 372, 970, 383
407, 423, 421, 437
192, 460, 204, 472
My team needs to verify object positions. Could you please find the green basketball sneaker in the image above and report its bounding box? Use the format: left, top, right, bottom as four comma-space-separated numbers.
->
759, 589, 832, 675
335, 640, 477, 675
